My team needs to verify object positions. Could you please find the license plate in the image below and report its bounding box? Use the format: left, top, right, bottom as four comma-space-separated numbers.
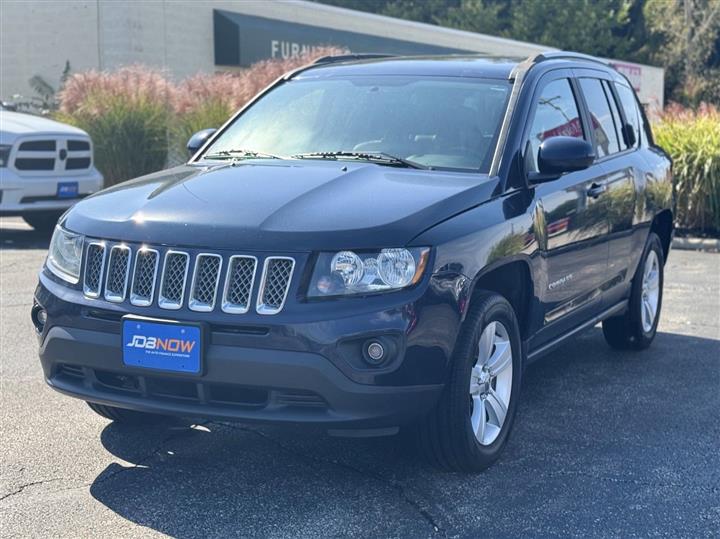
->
122, 318, 202, 374
57, 181, 79, 199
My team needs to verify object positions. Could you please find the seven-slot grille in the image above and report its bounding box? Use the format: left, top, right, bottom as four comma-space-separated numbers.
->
83, 243, 106, 298
222, 256, 257, 314
83, 242, 294, 315
130, 249, 159, 306
104, 246, 131, 302
189, 254, 222, 312
257, 257, 295, 315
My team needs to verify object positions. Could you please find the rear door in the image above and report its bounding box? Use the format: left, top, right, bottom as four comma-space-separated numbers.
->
522, 71, 610, 346
574, 70, 639, 307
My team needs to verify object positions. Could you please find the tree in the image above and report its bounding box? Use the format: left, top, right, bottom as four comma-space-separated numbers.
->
506, 0, 636, 58
643, 0, 720, 105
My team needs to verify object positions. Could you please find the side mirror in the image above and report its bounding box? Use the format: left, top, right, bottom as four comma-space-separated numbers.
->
533, 136, 595, 181
186, 128, 217, 157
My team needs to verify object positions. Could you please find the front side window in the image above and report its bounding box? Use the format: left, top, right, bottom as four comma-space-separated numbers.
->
202, 76, 511, 173
579, 78, 621, 158
524, 78, 584, 173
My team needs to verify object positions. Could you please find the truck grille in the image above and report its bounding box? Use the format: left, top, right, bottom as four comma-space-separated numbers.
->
13, 137, 92, 173
82, 241, 296, 315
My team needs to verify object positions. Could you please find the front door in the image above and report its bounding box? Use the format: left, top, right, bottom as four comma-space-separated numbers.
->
523, 74, 610, 346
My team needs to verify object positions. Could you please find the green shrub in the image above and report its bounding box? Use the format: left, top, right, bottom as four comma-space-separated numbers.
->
654, 104, 720, 234
56, 66, 175, 186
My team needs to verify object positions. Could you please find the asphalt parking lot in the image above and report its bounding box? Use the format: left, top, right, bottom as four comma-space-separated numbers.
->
1, 216, 718, 538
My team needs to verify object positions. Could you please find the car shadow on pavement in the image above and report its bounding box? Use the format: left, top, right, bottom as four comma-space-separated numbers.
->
88, 328, 720, 538
0, 219, 52, 250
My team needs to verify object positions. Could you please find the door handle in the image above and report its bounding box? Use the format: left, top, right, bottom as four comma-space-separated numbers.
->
587, 182, 607, 198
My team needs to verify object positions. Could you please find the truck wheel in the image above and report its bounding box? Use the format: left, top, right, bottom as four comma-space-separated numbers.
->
602, 232, 664, 350
87, 402, 162, 424
418, 292, 522, 472
23, 212, 62, 233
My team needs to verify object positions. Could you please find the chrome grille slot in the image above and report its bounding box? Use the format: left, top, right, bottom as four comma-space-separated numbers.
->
222, 256, 257, 314
189, 254, 223, 312
158, 251, 189, 310
104, 245, 131, 302
130, 248, 159, 306
257, 257, 295, 315
83, 242, 106, 298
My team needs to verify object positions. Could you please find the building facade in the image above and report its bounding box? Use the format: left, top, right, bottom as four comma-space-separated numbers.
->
0, 0, 665, 109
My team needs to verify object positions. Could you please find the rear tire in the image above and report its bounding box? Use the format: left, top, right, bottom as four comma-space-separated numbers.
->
87, 402, 163, 424
602, 232, 664, 350
23, 212, 63, 233
418, 292, 523, 472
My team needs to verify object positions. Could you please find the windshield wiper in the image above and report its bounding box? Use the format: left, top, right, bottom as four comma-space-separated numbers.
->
291, 151, 430, 170
203, 149, 284, 161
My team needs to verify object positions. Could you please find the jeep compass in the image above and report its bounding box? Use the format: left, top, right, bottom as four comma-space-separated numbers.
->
33, 53, 673, 472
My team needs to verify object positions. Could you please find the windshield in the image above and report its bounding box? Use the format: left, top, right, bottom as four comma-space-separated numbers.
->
201, 75, 511, 172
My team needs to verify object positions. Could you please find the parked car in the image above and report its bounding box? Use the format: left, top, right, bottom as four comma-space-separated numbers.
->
0, 109, 103, 231
33, 53, 673, 472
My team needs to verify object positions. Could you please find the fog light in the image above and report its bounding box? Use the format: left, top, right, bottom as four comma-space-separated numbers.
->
365, 341, 385, 364
32, 305, 47, 333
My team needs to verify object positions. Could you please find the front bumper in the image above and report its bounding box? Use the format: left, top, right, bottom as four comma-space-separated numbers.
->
34, 270, 467, 433
0, 167, 103, 215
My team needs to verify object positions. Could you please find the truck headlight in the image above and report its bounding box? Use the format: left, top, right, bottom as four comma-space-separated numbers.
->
308, 247, 430, 297
0, 145, 11, 167
46, 226, 84, 284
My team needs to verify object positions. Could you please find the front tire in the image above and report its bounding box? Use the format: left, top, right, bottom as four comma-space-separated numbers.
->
87, 402, 163, 424
602, 232, 664, 350
418, 292, 522, 472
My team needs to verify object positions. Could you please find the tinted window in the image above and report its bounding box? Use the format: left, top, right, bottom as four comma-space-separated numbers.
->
579, 78, 621, 157
615, 83, 641, 148
525, 79, 584, 173
204, 76, 511, 172
603, 80, 624, 145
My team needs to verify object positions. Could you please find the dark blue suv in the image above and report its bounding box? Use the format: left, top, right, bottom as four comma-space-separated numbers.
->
33, 53, 673, 472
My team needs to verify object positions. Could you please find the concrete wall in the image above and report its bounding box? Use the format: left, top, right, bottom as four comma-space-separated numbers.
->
0, 0, 664, 108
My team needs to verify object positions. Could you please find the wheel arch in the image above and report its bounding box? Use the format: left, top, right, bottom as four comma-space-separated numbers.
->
466, 257, 535, 340
650, 209, 673, 263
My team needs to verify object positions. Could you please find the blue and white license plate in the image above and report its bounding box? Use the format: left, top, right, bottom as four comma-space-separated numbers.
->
122, 318, 202, 374
57, 181, 79, 199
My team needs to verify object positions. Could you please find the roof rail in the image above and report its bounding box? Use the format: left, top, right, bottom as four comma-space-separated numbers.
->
312, 53, 396, 65
531, 51, 608, 66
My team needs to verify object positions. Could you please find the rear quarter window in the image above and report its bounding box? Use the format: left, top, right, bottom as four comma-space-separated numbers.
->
614, 83, 641, 149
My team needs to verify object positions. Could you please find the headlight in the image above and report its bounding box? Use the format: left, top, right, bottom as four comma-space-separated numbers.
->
47, 226, 84, 284
0, 144, 11, 167
308, 247, 430, 297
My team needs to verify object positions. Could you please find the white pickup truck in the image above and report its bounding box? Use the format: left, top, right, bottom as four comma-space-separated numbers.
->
0, 108, 103, 231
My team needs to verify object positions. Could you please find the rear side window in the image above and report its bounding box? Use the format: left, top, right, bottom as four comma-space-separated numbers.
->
525, 78, 584, 173
579, 78, 621, 158
614, 83, 641, 148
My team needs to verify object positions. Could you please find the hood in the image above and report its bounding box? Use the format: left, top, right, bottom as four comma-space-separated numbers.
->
64, 161, 498, 251
0, 111, 88, 141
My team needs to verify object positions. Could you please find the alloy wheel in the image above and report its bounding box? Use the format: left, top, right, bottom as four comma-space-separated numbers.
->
641, 250, 660, 333
469, 321, 513, 445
